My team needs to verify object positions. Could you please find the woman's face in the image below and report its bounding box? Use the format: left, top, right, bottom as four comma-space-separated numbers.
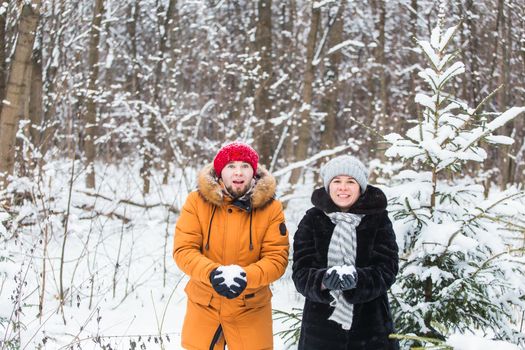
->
329, 175, 361, 211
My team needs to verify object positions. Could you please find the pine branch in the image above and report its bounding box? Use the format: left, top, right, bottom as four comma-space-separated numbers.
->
389, 333, 452, 349
471, 85, 503, 118
470, 248, 525, 279
272, 308, 302, 345
479, 213, 525, 231
343, 112, 386, 140
442, 191, 525, 255
455, 107, 525, 155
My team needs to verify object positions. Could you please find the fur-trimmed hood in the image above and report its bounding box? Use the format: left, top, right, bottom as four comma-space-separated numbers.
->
197, 163, 276, 209
311, 184, 387, 215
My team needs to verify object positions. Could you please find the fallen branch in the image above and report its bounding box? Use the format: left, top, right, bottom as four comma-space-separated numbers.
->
74, 204, 132, 224
76, 190, 179, 214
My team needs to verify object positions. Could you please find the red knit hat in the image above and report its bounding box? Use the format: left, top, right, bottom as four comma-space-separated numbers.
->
213, 142, 259, 176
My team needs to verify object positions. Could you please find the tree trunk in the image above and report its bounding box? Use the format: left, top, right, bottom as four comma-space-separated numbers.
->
464, 0, 480, 106
141, 0, 177, 194
407, 0, 418, 119
275, 0, 297, 169
0, 3, 40, 185
17, 49, 33, 178
515, 6, 525, 185
0, 3, 6, 114
226, 2, 246, 128
320, 3, 345, 152
457, 2, 468, 102
163, 0, 179, 185
372, 0, 388, 161
18, 37, 44, 178
40, 0, 65, 159
364, 2, 378, 155
254, 0, 273, 167
377, 0, 387, 124
289, 5, 320, 186
126, 1, 140, 100
458, 1, 485, 179
497, 0, 513, 188
84, 0, 105, 189
29, 44, 44, 158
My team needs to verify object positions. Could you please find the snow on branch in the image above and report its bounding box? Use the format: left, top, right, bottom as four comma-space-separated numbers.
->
326, 39, 365, 56
273, 144, 355, 177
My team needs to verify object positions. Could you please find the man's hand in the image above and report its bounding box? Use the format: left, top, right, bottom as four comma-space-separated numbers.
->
230, 271, 247, 296
210, 268, 235, 298
209, 265, 247, 299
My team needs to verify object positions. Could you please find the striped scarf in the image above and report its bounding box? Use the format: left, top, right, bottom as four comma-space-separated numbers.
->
326, 212, 363, 330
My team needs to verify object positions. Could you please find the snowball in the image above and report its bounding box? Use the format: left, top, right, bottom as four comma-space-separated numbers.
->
327, 265, 356, 279
216, 265, 246, 288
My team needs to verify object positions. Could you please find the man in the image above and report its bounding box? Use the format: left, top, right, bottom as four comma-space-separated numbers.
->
173, 142, 289, 350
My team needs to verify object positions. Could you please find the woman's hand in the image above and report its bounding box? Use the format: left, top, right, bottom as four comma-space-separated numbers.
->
322, 265, 358, 291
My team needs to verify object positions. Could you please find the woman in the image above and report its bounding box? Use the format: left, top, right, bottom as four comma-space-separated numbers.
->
292, 155, 399, 350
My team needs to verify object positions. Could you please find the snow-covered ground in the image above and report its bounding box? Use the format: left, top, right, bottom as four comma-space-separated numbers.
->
0, 160, 522, 349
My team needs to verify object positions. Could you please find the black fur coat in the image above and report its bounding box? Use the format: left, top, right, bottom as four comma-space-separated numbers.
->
292, 185, 399, 350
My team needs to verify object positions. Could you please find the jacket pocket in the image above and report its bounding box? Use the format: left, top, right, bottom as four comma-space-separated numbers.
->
185, 280, 213, 307
242, 287, 272, 308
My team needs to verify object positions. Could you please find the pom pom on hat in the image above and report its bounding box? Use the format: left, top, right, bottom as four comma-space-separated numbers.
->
213, 142, 259, 177
320, 155, 369, 194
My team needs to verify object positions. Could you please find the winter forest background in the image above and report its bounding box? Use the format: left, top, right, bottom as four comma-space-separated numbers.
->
1, 0, 525, 349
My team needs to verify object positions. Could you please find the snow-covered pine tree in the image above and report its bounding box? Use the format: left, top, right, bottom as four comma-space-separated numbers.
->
384, 23, 525, 344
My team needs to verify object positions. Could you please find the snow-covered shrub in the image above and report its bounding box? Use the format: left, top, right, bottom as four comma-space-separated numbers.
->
385, 23, 525, 344
0, 208, 22, 350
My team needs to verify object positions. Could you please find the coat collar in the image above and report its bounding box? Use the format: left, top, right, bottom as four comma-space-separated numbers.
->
197, 163, 276, 209
311, 185, 387, 215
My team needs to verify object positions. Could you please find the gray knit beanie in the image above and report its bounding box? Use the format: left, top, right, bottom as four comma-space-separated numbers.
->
321, 155, 369, 194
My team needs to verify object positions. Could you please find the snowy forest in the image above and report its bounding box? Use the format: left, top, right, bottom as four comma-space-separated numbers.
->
1, 0, 525, 349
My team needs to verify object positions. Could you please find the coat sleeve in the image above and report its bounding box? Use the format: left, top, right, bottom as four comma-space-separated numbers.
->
244, 200, 290, 289
173, 192, 220, 284
291, 210, 333, 304
343, 212, 399, 304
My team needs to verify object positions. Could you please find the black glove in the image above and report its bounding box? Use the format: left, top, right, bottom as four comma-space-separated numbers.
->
340, 271, 358, 290
210, 267, 247, 299
323, 268, 358, 291
230, 272, 247, 296
210, 268, 236, 299
322, 269, 341, 290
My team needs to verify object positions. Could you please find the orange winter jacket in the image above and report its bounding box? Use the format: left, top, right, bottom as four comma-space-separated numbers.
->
173, 164, 289, 350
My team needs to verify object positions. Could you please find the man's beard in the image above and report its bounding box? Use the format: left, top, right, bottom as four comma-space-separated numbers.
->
225, 183, 251, 199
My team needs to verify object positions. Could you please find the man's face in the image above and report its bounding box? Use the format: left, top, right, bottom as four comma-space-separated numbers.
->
220, 161, 254, 198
